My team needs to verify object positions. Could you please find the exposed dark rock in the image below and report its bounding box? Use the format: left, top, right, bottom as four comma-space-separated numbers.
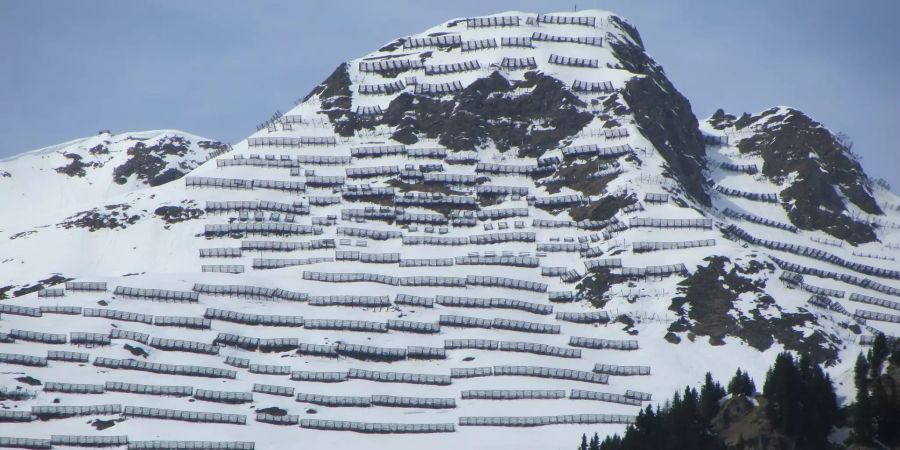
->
378, 38, 406, 52
607, 16, 709, 206
91, 419, 119, 430
10, 274, 72, 298
16, 376, 42, 386
55, 152, 99, 177
124, 344, 148, 358
670, 256, 839, 365
575, 268, 624, 308
58, 204, 141, 231
734, 108, 880, 244
568, 193, 635, 221
378, 71, 592, 157
154, 203, 204, 224
257, 406, 288, 416
113, 135, 205, 186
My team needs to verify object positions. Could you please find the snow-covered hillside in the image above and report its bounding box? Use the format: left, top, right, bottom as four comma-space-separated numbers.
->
1, 10, 899, 450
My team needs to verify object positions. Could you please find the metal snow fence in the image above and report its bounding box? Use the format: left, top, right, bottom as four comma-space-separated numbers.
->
336, 343, 407, 361
467, 16, 520, 27
439, 315, 493, 329
296, 343, 338, 357
569, 389, 642, 406
450, 367, 493, 378
0, 410, 34, 422
194, 389, 253, 404
153, 316, 211, 329
476, 162, 553, 176
185, 176, 252, 189
490, 298, 553, 315
548, 54, 598, 68
9, 329, 67, 344
725, 225, 900, 280
455, 256, 540, 268
0, 351, 46, 375
104, 382, 192, 397
84, 307, 153, 324
371, 395, 456, 409
569, 336, 639, 350
425, 60, 481, 75
247, 136, 337, 147
406, 147, 447, 158
32, 404, 121, 418
401, 235, 469, 245
407, 346, 447, 360
290, 371, 348, 383
625, 390, 653, 401
296, 154, 349, 164
466, 275, 548, 292
95, 357, 237, 379
593, 363, 651, 376
191, 283, 277, 299
498, 341, 581, 358
45, 352, 88, 366
399, 258, 455, 267
802, 283, 846, 298
37, 288, 64, 297
214, 333, 259, 351
445, 339, 500, 350
461, 38, 498, 52
387, 320, 440, 334
0, 437, 50, 449
459, 414, 634, 427
855, 309, 900, 324
255, 413, 299, 426
720, 161, 758, 174
43, 382, 105, 394
127, 441, 254, 449
347, 368, 452, 385
50, 435, 128, 446
123, 406, 246, 424
299, 419, 455, 433
548, 291, 576, 302
337, 226, 402, 240
771, 256, 900, 297
109, 329, 150, 344
303, 319, 387, 333
296, 393, 370, 407
436, 295, 493, 308
571, 80, 614, 93
358, 81, 406, 96
632, 239, 716, 253
532, 32, 602, 46
644, 192, 669, 203
413, 81, 465, 96
66, 281, 106, 292
462, 390, 565, 400
555, 311, 609, 324
500, 36, 533, 48
224, 357, 250, 369
849, 293, 900, 312
629, 217, 713, 229
715, 185, 778, 203
500, 57, 537, 70
491, 318, 560, 334
66, 332, 108, 346
199, 248, 242, 258
252, 384, 294, 397
149, 338, 219, 355
403, 35, 461, 49
533, 194, 586, 208
536, 14, 596, 26
476, 185, 529, 196
308, 295, 392, 307
0, 304, 41, 317
114, 286, 198, 302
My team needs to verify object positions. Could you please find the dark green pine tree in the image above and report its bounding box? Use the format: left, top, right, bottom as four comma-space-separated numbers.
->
869, 333, 889, 378
700, 372, 727, 422
727, 368, 756, 397
854, 352, 875, 445
589, 432, 600, 450
763, 353, 802, 437
579, 433, 588, 450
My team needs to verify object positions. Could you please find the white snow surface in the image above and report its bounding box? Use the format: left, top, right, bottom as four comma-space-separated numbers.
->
1, 9, 899, 450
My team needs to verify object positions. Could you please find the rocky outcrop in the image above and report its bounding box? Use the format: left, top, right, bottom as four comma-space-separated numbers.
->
716, 107, 881, 244
607, 16, 710, 206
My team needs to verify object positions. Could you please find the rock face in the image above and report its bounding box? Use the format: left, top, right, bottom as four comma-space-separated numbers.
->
112, 135, 228, 187
708, 107, 880, 244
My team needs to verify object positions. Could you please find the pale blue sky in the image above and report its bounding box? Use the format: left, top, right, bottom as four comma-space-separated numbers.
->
1, 1, 898, 187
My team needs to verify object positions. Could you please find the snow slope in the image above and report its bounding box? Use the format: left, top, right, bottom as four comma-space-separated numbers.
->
1, 10, 899, 450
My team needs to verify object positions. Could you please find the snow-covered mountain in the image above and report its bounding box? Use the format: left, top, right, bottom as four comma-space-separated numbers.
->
1, 10, 899, 450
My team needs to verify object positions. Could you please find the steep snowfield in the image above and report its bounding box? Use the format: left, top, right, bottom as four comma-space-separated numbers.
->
1, 9, 899, 450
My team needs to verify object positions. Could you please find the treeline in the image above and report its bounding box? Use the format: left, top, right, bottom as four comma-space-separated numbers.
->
577, 352, 839, 450
852, 333, 900, 447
